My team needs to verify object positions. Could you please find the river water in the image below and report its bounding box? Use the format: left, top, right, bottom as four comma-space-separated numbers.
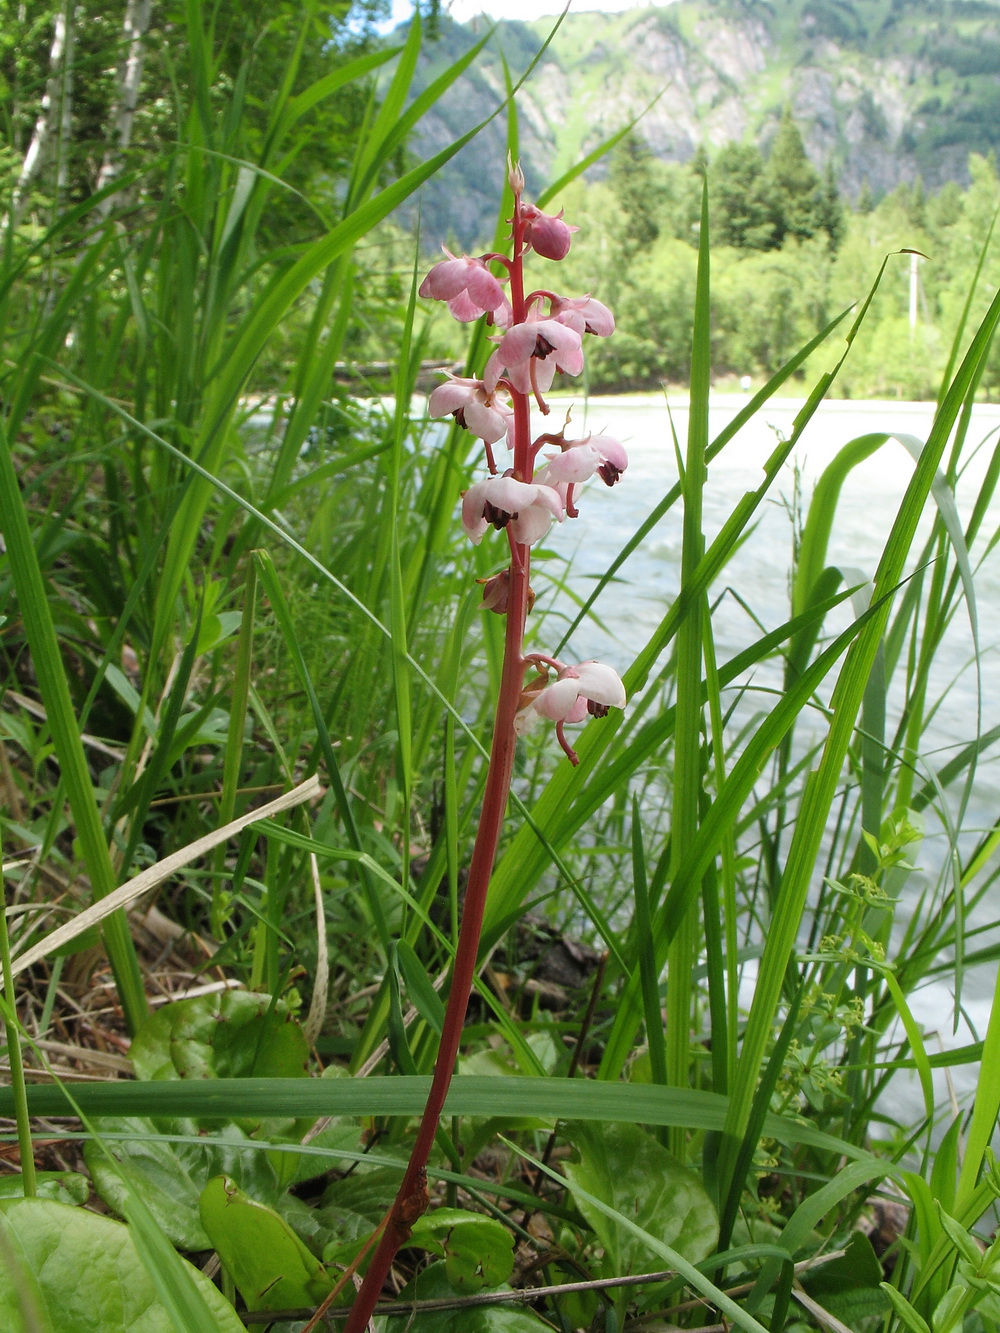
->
534, 393, 1000, 1119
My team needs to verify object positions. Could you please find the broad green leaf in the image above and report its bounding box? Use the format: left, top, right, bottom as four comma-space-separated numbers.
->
799, 1231, 888, 1324
129, 992, 310, 1138
409, 1208, 515, 1291
319, 1166, 403, 1267
0, 1173, 87, 1205
0, 1198, 246, 1333
130, 991, 309, 1083
199, 1174, 333, 1313
563, 1121, 717, 1292
85, 1117, 285, 1250
375, 1262, 551, 1333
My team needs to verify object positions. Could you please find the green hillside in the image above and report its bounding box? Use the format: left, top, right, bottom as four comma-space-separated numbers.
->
401, 0, 1000, 243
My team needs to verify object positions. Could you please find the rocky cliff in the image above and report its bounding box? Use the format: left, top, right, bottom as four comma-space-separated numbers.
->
398, 0, 1000, 244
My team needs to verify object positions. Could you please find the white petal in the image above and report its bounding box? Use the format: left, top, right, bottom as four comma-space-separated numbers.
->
574, 661, 626, 708
510, 503, 554, 546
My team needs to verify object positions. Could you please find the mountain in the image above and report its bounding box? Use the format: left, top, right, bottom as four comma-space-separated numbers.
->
398, 0, 1000, 245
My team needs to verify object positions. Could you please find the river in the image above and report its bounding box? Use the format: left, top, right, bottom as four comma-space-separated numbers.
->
536, 393, 1000, 1120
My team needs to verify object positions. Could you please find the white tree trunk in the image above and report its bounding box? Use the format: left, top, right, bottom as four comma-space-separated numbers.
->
55, 5, 75, 198
10, 3, 70, 223
94, 0, 154, 217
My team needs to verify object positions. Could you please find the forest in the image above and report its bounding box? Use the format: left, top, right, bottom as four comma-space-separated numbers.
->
2, 3, 1000, 1333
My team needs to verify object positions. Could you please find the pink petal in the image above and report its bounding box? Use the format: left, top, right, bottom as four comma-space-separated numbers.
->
592, 436, 628, 472
447, 290, 487, 322
483, 350, 504, 394
428, 381, 474, 416
542, 444, 601, 484
533, 677, 584, 721
463, 397, 510, 444
463, 264, 506, 311
510, 503, 554, 546
419, 258, 475, 301
497, 323, 543, 368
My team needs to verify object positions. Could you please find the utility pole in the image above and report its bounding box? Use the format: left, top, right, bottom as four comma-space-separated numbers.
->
909, 251, 919, 332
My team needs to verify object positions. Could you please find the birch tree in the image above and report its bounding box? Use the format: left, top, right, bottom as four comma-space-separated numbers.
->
93, 0, 152, 217
10, 1, 72, 223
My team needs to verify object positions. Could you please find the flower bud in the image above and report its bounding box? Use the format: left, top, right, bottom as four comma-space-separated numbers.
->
521, 204, 578, 261
507, 153, 525, 197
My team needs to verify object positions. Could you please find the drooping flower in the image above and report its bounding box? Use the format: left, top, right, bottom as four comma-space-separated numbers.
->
428, 376, 513, 445
521, 204, 578, 261
548, 294, 616, 338
419, 251, 511, 324
515, 659, 626, 763
485, 317, 584, 400
461, 475, 564, 547
536, 434, 629, 488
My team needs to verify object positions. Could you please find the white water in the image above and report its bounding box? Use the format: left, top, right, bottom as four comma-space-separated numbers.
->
536, 394, 1000, 1121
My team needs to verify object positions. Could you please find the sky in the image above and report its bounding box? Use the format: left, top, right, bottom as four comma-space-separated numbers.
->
388, 0, 663, 27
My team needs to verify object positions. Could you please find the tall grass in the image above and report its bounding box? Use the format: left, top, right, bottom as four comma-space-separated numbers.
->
3, 5, 1000, 1332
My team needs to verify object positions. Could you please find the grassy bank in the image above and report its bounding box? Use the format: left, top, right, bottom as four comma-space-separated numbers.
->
2, 8, 1000, 1333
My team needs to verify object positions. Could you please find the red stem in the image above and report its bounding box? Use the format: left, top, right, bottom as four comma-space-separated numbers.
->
340, 200, 532, 1333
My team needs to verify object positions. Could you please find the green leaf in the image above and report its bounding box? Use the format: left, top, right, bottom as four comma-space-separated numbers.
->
199, 1174, 333, 1313
799, 1232, 888, 1323
0, 1173, 87, 1205
881, 1283, 932, 1333
375, 1262, 550, 1333
935, 1201, 983, 1266
0, 1198, 247, 1332
562, 1121, 717, 1294
85, 1117, 286, 1250
131, 991, 309, 1082
319, 1166, 403, 1267
129, 992, 310, 1137
2, 1075, 879, 1163
409, 1208, 515, 1291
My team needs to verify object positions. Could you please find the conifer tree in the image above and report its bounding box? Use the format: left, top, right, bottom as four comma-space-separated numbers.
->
609, 131, 661, 254
712, 141, 779, 249
766, 106, 824, 243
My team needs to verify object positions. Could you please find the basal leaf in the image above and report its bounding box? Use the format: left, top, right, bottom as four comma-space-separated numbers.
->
563, 1121, 717, 1296
409, 1208, 515, 1291
85, 1117, 285, 1250
375, 1262, 550, 1333
0, 1198, 246, 1333
199, 1174, 333, 1313
130, 991, 309, 1082
0, 1173, 87, 1205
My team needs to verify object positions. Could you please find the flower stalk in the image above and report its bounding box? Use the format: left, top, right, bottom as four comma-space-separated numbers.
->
341, 164, 626, 1333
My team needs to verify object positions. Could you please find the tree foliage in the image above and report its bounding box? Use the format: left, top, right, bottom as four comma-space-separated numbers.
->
0, 0, 390, 239
515, 145, 1000, 395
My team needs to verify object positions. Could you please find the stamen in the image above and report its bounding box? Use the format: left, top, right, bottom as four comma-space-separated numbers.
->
484, 502, 515, 530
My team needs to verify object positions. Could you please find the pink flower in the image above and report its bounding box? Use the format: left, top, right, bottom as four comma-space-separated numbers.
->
461, 475, 564, 546
419, 251, 511, 324
521, 204, 578, 261
548, 294, 615, 337
485, 318, 584, 398
515, 659, 626, 763
537, 435, 628, 488
428, 376, 513, 445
